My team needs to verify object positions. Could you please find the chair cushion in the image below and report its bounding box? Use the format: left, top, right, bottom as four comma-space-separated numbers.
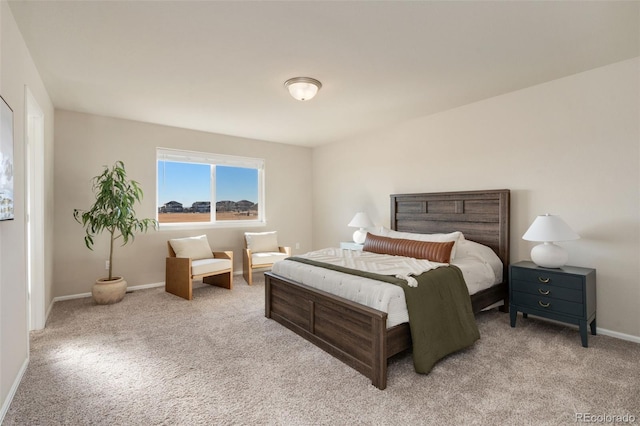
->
169, 235, 213, 260
191, 258, 232, 276
251, 251, 289, 266
245, 231, 279, 253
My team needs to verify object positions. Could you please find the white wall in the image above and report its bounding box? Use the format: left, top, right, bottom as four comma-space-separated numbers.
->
54, 110, 313, 297
0, 2, 55, 418
312, 58, 640, 338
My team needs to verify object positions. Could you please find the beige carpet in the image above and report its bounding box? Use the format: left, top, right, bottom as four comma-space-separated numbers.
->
4, 275, 640, 425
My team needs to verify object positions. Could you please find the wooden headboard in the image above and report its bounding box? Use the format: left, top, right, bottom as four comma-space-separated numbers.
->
390, 189, 510, 279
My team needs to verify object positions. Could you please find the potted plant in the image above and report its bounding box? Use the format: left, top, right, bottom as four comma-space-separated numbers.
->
73, 160, 157, 304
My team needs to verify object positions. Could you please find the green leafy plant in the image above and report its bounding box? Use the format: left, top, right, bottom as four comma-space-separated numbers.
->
73, 161, 157, 281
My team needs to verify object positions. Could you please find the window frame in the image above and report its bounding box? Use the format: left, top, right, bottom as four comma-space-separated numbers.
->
156, 147, 266, 230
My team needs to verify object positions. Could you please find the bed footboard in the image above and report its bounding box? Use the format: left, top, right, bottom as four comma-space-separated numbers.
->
265, 272, 507, 390
265, 271, 393, 389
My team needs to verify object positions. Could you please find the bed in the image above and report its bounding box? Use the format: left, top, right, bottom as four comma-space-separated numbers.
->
265, 189, 510, 390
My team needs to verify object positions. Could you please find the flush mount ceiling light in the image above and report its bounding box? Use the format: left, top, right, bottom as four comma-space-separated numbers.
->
284, 77, 322, 101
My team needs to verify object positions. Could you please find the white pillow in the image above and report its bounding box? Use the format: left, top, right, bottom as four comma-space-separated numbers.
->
169, 235, 213, 260
455, 239, 503, 281
245, 231, 279, 253
373, 227, 464, 259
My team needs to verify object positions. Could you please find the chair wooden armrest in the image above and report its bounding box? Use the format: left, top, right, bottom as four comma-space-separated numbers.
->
279, 246, 292, 256
165, 256, 193, 300
212, 251, 233, 260
243, 248, 253, 286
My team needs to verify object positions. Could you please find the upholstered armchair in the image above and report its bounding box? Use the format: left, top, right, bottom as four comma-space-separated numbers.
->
243, 231, 291, 285
166, 235, 233, 300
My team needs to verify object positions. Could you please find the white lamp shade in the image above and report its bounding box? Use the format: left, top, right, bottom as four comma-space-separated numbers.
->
284, 77, 322, 101
522, 214, 580, 242
348, 212, 373, 244
522, 214, 579, 268
348, 212, 374, 229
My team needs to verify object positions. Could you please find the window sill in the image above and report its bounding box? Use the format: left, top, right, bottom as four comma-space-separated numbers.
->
158, 220, 267, 231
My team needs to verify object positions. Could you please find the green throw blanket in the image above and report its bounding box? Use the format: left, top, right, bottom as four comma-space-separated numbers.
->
286, 257, 480, 374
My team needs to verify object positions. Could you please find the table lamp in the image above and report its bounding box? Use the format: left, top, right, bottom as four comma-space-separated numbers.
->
348, 212, 373, 244
522, 214, 580, 268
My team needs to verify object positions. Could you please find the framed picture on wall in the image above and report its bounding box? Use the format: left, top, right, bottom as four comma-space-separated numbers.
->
0, 95, 14, 221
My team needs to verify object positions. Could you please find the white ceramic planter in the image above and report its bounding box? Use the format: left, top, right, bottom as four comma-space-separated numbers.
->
92, 277, 127, 305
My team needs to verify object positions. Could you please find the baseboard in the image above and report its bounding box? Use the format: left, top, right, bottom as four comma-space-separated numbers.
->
597, 328, 640, 344
513, 312, 640, 344
53, 291, 91, 302
52, 281, 165, 303
52, 272, 246, 303
0, 356, 29, 424
126, 282, 165, 292
45, 298, 55, 325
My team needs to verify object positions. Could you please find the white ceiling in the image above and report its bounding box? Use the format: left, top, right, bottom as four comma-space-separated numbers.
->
8, 1, 639, 147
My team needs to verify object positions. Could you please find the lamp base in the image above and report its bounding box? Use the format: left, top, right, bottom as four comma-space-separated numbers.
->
353, 229, 367, 244
530, 242, 569, 268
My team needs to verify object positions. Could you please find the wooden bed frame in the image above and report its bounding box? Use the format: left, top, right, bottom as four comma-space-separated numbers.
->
265, 189, 510, 390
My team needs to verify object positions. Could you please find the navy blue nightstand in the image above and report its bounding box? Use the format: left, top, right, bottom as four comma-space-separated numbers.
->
510, 261, 596, 347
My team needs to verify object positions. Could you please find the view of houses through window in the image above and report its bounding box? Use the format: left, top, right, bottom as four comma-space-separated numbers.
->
157, 148, 264, 225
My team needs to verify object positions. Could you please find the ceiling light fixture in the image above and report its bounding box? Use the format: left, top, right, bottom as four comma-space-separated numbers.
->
284, 77, 322, 101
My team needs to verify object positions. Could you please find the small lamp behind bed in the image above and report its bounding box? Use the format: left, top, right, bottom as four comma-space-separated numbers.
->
348, 212, 374, 244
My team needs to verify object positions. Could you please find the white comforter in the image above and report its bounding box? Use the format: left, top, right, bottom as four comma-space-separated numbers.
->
271, 246, 501, 328
296, 247, 447, 287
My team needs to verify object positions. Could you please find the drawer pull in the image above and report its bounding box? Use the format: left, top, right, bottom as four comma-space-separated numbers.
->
538, 277, 550, 284
538, 301, 550, 308
538, 288, 550, 295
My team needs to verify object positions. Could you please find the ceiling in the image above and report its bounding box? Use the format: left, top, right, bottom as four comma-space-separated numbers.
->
8, 1, 639, 147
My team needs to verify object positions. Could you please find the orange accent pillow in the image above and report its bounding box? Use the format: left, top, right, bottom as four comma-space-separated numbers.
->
363, 233, 454, 263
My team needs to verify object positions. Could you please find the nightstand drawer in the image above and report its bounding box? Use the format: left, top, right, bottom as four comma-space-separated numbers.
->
511, 267, 583, 290
511, 279, 583, 303
512, 291, 583, 317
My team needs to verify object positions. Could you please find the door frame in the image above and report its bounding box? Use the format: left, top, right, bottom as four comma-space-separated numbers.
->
25, 86, 45, 331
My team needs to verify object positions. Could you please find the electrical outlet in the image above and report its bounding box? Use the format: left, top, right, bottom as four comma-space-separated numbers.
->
295, 242, 300, 249
105, 260, 110, 270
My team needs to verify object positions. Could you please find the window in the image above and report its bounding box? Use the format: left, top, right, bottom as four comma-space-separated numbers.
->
156, 148, 265, 227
